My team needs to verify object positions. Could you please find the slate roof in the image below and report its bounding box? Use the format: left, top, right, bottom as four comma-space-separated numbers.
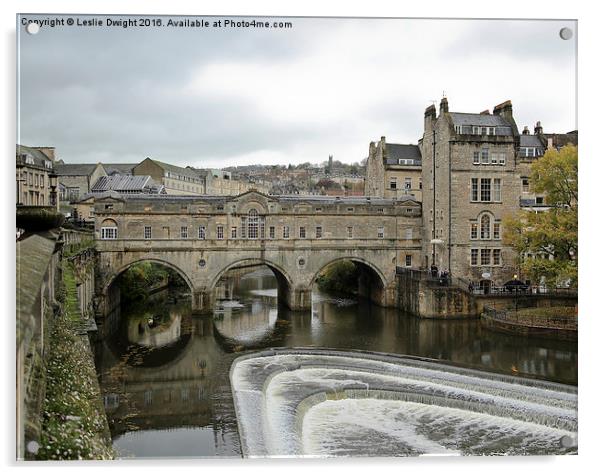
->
91, 175, 153, 192
186, 167, 210, 178
16, 145, 55, 169
114, 193, 415, 206
520, 135, 545, 148
104, 163, 137, 175
385, 144, 422, 164
542, 132, 578, 148
54, 163, 102, 176
277, 195, 418, 205
449, 112, 512, 127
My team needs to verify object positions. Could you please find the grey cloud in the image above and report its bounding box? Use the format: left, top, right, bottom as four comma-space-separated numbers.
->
18, 15, 576, 167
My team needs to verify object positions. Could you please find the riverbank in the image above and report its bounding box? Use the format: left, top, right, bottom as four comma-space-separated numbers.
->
481, 306, 577, 341
36, 261, 114, 460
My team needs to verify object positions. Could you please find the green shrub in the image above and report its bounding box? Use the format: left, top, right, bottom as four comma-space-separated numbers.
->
316, 261, 359, 294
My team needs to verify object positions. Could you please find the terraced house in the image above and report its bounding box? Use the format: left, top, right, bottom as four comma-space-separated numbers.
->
16, 145, 59, 208
365, 97, 577, 291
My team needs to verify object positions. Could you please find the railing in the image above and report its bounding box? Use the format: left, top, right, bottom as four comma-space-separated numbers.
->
470, 285, 577, 297
482, 305, 577, 331
396, 267, 577, 297
396, 266, 452, 286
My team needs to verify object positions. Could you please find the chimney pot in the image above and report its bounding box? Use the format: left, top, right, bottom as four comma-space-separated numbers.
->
522, 126, 530, 135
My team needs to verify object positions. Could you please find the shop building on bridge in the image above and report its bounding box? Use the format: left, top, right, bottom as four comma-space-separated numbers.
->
93, 190, 422, 313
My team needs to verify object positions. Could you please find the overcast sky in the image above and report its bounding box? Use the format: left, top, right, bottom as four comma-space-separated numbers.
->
17, 16, 577, 168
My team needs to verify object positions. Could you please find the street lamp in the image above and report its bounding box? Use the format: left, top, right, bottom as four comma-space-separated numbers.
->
48, 173, 58, 208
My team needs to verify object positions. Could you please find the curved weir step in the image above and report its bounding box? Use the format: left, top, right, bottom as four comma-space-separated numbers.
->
230, 348, 577, 457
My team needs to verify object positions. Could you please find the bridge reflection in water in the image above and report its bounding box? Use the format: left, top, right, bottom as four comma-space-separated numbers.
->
93, 265, 577, 458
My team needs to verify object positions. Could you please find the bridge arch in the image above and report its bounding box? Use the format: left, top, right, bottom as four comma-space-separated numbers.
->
103, 257, 194, 295
210, 257, 300, 310
310, 256, 390, 307
210, 258, 293, 290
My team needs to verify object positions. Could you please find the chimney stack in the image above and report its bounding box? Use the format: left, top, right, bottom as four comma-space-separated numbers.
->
534, 121, 543, 134
493, 100, 515, 127
480, 109, 490, 115
424, 104, 436, 132
522, 126, 530, 135
34, 146, 56, 161
424, 104, 436, 119
439, 97, 449, 114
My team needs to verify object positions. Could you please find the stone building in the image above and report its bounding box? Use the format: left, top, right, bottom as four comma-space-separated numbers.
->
517, 122, 578, 212
419, 98, 523, 291
133, 158, 206, 195
16, 145, 59, 207
362, 98, 578, 291
55, 162, 108, 202
71, 176, 165, 224
188, 167, 271, 195
364, 137, 422, 201
93, 191, 423, 312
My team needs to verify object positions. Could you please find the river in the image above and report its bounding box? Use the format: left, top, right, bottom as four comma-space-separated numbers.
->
93, 266, 577, 458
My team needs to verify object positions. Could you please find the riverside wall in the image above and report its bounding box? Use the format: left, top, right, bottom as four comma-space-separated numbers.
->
16, 229, 111, 460
397, 269, 577, 320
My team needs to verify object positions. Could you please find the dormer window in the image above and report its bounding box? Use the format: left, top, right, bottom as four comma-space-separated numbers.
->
470, 126, 496, 135
521, 147, 541, 158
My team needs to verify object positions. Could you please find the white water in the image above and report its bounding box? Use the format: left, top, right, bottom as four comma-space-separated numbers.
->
303, 399, 573, 457
230, 350, 577, 457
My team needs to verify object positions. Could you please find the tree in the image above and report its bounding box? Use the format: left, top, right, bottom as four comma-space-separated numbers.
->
315, 178, 340, 190
503, 144, 577, 287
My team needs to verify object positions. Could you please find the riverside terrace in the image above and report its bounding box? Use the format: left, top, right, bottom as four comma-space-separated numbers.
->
92, 190, 422, 314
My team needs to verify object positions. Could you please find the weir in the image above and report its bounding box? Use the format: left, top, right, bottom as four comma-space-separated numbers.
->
230, 349, 578, 457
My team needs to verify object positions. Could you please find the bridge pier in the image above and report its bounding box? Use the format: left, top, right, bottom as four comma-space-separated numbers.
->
192, 288, 215, 315
281, 285, 312, 311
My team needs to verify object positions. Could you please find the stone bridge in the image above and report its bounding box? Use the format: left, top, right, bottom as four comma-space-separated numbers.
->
93, 191, 422, 314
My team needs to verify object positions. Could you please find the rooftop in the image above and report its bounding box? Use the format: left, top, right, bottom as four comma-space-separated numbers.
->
104, 193, 418, 206
449, 112, 512, 128
91, 175, 154, 192
16, 145, 55, 169
386, 143, 421, 160
104, 163, 137, 175
54, 163, 102, 176
519, 135, 545, 148
140, 158, 203, 180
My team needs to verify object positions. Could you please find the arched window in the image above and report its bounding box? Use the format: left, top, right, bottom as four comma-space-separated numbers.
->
480, 214, 491, 239
100, 218, 118, 240
248, 209, 259, 239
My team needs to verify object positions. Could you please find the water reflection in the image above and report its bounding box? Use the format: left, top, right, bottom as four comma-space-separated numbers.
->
94, 291, 240, 458
213, 267, 577, 384
94, 265, 577, 459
